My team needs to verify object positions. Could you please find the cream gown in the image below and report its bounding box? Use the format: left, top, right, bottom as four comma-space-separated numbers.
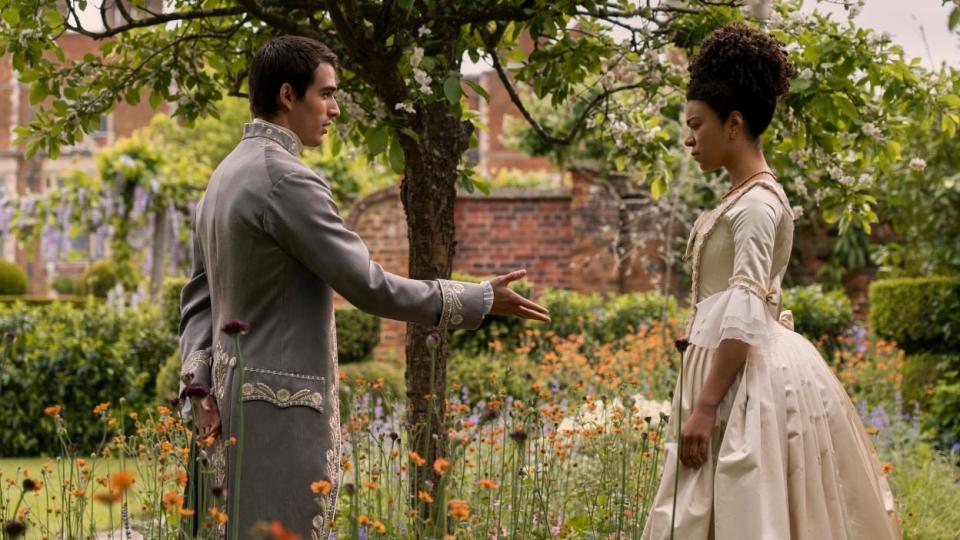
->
641, 178, 901, 540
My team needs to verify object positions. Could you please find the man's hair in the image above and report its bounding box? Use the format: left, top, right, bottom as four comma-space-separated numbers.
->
248, 36, 339, 119
686, 23, 795, 139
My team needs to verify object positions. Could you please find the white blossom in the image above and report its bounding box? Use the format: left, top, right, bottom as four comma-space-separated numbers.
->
792, 205, 804, 219
417, 25, 431, 38
861, 122, 882, 140
793, 179, 809, 198
746, 0, 773, 21
839, 175, 856, 187
857, 174, 875, 188
909, 158, 927, 171
828, 165, 844, 180
799, 68, 814, 80
410, 47, 424, 68
394, 101, 415, 114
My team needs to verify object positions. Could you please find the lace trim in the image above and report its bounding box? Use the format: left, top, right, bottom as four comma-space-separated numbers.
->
312, 317, 341, 540
438, 279, 467, 330
728, 274, 780, 306
180, 349, 212, 383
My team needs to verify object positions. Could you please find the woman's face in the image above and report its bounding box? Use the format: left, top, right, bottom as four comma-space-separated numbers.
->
683, 100, 731, 172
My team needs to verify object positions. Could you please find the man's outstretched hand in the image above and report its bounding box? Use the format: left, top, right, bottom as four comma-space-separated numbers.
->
488, 270, 551, 323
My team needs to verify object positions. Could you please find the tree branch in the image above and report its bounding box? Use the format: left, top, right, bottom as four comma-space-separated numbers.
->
63, 3, 246, 39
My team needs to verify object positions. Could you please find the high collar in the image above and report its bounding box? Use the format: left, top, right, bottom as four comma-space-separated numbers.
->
241, 118, 304, 156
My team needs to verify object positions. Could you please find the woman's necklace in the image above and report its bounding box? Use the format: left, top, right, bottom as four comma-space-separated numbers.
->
721, 170, 777, 200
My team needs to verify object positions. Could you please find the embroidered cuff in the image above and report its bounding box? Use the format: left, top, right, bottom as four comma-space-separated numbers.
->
438, 279, 467, 330
180, 348, 213, 386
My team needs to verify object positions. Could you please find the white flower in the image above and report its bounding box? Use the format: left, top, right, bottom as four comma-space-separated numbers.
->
799, 68, 814, 80
857, 174, 874, 188
394, 101, 415, 114
791, 205, 804, 219
828, 165, 844, 180
413, 68, 431, 87
767, 10, 785, 26
418, 25, 431, 38
909, 158, 927, 171
747, 0, 772, 20
839, 175, 856, 187
410, 47, 424, 68
793, 179, 809, 197
861, 122, 882, 140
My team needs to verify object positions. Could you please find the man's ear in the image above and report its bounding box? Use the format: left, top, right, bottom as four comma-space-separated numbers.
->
277, 82, 295, 112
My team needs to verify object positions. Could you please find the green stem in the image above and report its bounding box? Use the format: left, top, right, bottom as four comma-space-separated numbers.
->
230, 335, 245, 540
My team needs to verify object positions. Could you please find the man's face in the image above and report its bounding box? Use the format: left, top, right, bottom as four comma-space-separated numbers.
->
285, 63, 340, 147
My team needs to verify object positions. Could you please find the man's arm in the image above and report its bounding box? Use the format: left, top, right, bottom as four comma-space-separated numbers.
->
263, 168, 548, 328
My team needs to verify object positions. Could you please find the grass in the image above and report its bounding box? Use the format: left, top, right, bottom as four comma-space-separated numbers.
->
0, 457, 144, 539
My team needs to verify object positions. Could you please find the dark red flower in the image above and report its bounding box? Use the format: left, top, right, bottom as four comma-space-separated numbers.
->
674, 338, 690, 353
179, 384, 211, 403
221, 320, 250, 336
2, 520, 26, 538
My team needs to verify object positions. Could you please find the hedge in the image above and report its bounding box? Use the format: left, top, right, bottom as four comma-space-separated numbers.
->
869, 276, 960, 354
0, 260, 27, 295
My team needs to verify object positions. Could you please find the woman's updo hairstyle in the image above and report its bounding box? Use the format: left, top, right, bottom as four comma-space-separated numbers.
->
686, 22, 795, 138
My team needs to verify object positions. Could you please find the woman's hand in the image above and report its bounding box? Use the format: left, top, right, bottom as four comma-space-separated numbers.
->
680, 402, 717, 469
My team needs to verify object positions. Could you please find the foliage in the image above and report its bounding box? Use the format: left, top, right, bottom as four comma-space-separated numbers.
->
0, 260, 27, 295
301, 138, 398, 212
0, 301, 176, 456
155, 349, 183, 406
80, 259, 139, 298
901, 352, 959, 410
160, 277, 190, 337
869, 276, 960, 353
782, 284, 853, 358
927, 378, 960, 452
51, 275, 80, 295
335, 309, 381, 364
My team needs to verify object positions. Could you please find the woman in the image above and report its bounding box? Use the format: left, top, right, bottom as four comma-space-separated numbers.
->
641, 23, 901, 540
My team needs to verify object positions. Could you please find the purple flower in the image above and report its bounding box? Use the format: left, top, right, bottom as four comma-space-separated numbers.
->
221, 320, 250, 336
180, 383, 211, 402
951, 442, 960, 455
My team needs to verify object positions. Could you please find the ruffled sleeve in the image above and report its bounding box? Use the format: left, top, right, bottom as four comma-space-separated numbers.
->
688, 189, 782, 350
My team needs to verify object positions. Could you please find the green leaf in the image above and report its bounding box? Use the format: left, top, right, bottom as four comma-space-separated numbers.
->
443, 73, 461, 105
949, 6, 960, 30
464, 79, 490, 102
149, 91, 162, 109
885, 140, 901, 162
28, 83, 47, 106
2, 8, 20, 26
365, 125, 389, 156
388, 136, 405, 174
938, 94, 960, 109
650, 177, 667, 199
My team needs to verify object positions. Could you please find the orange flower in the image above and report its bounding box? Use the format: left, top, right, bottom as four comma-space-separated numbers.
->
373, 520, 386, 534
447, 499, 469, 521
177, 470, 188, 488
310, 480, 332, 495
160, 441, 174, 453
93, 402, 110, 415
357, 515, 371, 526
93, 490, 122, 504
209, 506, 228, 523
162, 491, 184, 510
417, 490, 434, 504
432, 458, 450, 476
477, 478, 498, 489
109, 470, 135, 492
362, 480, 380, 490
70, 488, 85, 498
179, 507, 195, 517
157, 405, 170, 415
267, 520, 302, 540
882, 463, 893, 474
44, 405, 62, 416
408, 451, 426, 467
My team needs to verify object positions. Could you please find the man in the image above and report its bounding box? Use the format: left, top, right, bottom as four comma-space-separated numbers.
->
178, 35, 550, 539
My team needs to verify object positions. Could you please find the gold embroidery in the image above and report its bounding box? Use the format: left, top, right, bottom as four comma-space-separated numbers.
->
180, 349, 212, 383
438, 279, 467, 330
312, 316, 342, 540
241, 381, 324, 413
212, 342, 232, 404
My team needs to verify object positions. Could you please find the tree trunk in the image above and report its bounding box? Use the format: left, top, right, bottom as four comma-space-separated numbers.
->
400, 100, 472, 518
149, 203, 169, 297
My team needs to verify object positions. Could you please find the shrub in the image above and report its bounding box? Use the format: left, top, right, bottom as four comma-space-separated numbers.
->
447, 351, 539, 403
869, 276, 960, 353
160, 276, 189, 335
0, 260, 27, 295
901, 352, 959, 410
336, 308, 381, 364
80, 259, 138, 298
781, 284, 853, 357
0, 300, 176, 456
155, 349, 183, 405
50, 275, 80, 295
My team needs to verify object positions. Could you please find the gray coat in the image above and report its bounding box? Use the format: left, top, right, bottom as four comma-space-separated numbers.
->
179, 120, 489, 539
